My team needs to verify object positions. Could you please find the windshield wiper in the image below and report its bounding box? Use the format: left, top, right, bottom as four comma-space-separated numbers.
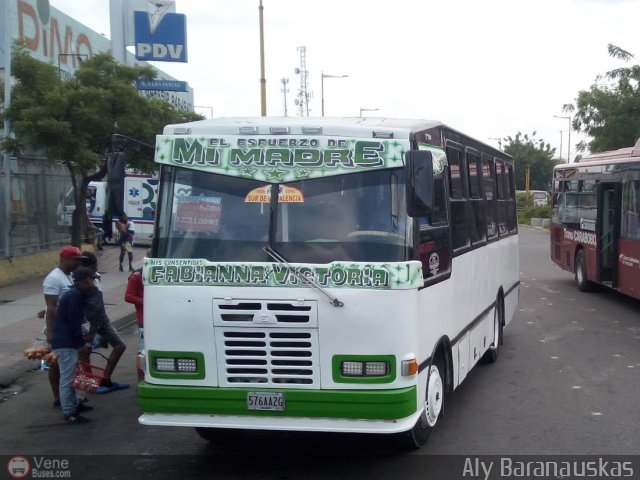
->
263, 245, 344, 308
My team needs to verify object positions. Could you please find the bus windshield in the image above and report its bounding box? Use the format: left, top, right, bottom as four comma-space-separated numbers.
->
155, 166, 409, 263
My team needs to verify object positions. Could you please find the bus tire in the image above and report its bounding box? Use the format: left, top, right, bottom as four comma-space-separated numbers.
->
574, 249, 594, 292
482, 295, 504, 364
396, 354, 445, 450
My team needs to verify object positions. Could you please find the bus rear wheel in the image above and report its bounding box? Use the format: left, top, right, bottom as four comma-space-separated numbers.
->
574, 249, 594, 292
397, 355, 445, 450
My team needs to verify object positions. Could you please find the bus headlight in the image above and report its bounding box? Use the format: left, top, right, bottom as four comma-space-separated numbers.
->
154, 357, 199, 373
149, 351, 206, 379
341, 361, 364, 376
341, 360, 389, 377
332, 355, 396, 383
176, 358, 198, 372
155, 358, 177, 372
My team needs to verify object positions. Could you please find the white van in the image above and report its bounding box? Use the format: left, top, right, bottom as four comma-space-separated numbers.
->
516, 190, 549, 207
57, 175, 158, 243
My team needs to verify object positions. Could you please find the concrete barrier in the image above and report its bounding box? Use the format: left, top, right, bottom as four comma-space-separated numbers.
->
530, 218, 543, 227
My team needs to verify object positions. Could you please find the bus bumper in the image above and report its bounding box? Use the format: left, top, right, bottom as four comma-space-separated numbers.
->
139, 411, 421, 434
138, 382, 419, 434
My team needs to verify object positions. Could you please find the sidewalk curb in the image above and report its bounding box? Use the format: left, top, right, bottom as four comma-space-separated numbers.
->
0, 312, 137, 388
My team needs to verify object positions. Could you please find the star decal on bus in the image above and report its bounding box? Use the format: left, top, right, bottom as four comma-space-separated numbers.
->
266, 168, 287, 181
241, 167, 258, 177
296, 169, 311, 179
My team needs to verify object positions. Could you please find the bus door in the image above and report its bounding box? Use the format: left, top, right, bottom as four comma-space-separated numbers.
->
596, 183, 620, 285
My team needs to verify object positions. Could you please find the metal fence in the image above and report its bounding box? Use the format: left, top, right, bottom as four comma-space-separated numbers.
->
1, 157, 74, 259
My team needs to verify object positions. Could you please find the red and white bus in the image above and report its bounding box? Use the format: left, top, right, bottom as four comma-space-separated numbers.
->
550, 140, 640, 298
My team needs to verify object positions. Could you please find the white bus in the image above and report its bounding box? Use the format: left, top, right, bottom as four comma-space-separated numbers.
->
138, 118, 520, 448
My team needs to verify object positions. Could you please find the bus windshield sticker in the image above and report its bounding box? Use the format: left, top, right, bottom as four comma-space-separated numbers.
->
143, 259, 424, 290
175, 196, 222, 232
245, 185, 304, 203
154, 136, 409, 182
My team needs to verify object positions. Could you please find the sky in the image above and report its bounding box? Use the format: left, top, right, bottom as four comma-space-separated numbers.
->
49, 0, 640, 160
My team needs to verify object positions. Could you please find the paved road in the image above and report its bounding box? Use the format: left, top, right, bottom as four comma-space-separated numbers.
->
1, 226, 639, 478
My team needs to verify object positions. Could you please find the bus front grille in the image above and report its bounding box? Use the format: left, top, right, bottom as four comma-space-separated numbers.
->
213, 298, 318, 327
215, 328, 319, 388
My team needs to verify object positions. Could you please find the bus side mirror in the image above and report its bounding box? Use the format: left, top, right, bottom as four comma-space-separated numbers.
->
405, 150, 434, 217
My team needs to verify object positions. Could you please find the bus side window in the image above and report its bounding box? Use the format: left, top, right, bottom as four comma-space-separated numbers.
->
418, 171, 451, 280
467, 150, 485, 244
495, 160, 508, 236
483, 156, 498, 240
506, 164, 517, 232
622, 180, 640, 240
446, 145, 469, 250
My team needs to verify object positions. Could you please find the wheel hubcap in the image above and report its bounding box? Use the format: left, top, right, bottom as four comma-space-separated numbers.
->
425, 365, 443, 427
577, 258, 584, 284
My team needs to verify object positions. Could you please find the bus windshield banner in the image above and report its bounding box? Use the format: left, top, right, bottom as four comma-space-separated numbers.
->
154, 136, 409, 182
144, 259, 424, 290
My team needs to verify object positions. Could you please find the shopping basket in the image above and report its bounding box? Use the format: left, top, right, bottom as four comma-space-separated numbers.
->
72, 352, 108, 393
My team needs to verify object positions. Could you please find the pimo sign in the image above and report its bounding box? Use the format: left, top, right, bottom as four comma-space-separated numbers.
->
134, 10, 187, 62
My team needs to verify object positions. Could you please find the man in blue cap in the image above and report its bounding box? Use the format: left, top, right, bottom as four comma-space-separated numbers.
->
51, 267, 96, 424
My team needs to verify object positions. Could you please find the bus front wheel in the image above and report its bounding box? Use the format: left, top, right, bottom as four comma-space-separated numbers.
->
397, 355, 445, 450
575, 249, 594, 292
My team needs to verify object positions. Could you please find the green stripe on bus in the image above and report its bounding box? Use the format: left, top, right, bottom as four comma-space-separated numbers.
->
138, 382, 416, 420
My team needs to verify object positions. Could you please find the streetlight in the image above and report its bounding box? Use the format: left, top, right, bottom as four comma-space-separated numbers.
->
321, 72, 348, 117
559, 130, 563, 161
57, 53, 88, 78
488, 137, 502, 151
553, 115, 571, 163
359, 107, 379, 117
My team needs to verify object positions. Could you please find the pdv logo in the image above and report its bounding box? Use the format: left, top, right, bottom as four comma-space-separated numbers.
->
134, 10, 188, 62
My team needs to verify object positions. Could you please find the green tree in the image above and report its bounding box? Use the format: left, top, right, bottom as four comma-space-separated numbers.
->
2, 44, 202, 245
502, 132, 558, 191
570, 44, 640, 153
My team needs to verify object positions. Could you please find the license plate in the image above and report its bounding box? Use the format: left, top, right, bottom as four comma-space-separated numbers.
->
247, 392, 286, 411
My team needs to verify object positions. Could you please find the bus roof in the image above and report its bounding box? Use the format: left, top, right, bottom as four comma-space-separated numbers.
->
162, 117, 444, 139
574, 137, 640, 163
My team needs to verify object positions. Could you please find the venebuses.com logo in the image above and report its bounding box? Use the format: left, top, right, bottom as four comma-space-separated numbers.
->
7, 456, 30, 479
6, 456, 71, 478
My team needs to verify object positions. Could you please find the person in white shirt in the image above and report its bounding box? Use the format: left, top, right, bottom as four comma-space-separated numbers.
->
42, 245, 87, 408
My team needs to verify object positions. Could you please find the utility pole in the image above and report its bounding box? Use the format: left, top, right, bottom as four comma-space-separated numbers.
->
554, 115, 571, 163
258, 0, 267, 116
4, 0, 13, 259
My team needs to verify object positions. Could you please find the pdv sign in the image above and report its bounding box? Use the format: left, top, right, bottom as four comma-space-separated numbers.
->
134, 10, 187, 62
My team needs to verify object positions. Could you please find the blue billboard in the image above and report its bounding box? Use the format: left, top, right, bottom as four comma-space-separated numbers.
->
136, 80, 188, 92
134, 10, 187, 62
